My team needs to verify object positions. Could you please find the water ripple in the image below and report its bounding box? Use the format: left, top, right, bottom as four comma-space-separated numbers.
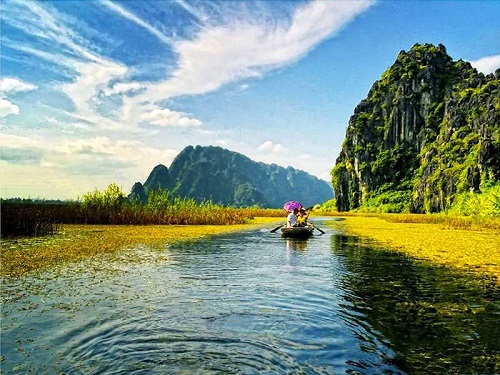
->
2, 224, 499, 374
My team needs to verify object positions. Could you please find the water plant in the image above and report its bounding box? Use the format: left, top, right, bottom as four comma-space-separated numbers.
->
1, 217, 281, 278
329, 214, 500, 281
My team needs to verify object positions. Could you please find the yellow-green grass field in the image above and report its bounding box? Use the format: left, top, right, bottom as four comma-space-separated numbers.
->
328, 214, 500, 282
1, 217, 281, 279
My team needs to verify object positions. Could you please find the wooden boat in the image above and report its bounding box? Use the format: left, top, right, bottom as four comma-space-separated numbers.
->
281, 225, 314, 239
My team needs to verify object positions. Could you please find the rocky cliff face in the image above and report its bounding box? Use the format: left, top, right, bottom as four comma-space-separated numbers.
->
332, 43, 500, 212
130, 145, 333, 208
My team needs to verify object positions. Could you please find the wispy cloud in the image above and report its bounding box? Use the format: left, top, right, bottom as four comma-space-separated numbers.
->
174, 0, 209, 23
470, 54, 500, 75
0, 77, 38, 94
0, 132, 177, 175
60, 60, 128, 119
111, 0, 375, 132
3, 0, 99, 62
101, 0, 172, 45
2, 0, 375, 130
140, 0, 375, 102
0, 133, 42, 149
297, 153, 311, 160
2, 0, 201, 131
3, 0, 127, 123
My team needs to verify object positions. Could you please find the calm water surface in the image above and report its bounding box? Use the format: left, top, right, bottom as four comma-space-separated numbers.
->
2, 218, 499, 374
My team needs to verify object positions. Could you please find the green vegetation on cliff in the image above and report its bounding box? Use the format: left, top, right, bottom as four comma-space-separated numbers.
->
332, 43, 500, 215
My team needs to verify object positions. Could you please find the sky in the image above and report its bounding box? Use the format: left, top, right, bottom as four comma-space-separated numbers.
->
1, 0, 499, 200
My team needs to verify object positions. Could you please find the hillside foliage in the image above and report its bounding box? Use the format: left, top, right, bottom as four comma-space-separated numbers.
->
332, 43, 500, 216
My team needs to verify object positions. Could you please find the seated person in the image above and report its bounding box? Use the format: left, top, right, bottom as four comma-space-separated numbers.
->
296, 208, 308, 226
287, 208, 299, 228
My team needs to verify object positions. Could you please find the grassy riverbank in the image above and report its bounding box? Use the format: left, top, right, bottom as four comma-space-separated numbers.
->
328, 214, 500, 282
1, 217, 280, 278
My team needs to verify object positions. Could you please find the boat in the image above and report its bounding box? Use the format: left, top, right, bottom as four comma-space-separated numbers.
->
280, 225, 314, 239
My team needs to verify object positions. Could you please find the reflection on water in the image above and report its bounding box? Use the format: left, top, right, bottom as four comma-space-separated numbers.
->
1, 220, 499, 374
332, 234, 500, 375
285, 238, 308, 252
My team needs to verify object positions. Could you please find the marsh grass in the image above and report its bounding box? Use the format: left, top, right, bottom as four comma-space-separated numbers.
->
329, 214, 500, 281
374, 213, 500, 231
1, 203, 69, 237
321, 211, 500, 231
1, 185, 285, 238
1, 217, 280, 278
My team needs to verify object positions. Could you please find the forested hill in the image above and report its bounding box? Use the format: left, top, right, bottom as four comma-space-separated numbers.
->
129, 145, 333, 208
332, 43, 500, 213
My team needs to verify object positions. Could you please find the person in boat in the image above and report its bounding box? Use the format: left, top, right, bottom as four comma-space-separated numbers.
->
296, 208, 308, 227
287, 208, 299, 228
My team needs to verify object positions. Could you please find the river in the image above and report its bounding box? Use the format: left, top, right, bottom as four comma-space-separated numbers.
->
1, 218, 499, 374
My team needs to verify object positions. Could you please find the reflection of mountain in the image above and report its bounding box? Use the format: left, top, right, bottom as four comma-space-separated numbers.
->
332, 234, 500, 374
130, 145, 333, 208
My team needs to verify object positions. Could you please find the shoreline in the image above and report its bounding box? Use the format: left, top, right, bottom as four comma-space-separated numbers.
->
1, 217, 281, 279
328, 215, 499, 282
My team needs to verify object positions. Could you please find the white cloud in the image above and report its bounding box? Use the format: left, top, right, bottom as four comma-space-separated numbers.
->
470, 54, 500, 75
3, 1, 131, 129
258, 140, 274, 152
0, 131, 178, 191
0, 77, 37, 94
138, 0, 375, 102
271, 143, 288, 153
0, 132, 175, 169
0, 77, 37, 118
103, 82, 143, 96
0, 98, 20, 117
52, 136, 174, 166
61, 60, 128, 119
258, 140, 288, 154
0, 133, 42, 148
319, 170, 332, 182
3, 0, 373, 134
297, 153, 311, 160
115, 0, 376, 130
139, 105, 202, 127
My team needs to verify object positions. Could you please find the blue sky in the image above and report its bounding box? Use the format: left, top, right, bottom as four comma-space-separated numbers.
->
1, 0, 499, 199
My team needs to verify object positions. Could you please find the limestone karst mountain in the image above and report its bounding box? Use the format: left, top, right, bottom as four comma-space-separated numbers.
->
130, 145, 333, 208
332, 43, 499, 213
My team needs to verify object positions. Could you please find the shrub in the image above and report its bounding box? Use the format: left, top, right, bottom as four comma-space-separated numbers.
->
447, 182, 500, 217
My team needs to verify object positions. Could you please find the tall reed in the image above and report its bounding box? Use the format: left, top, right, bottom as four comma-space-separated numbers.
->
1, 184, 284, 237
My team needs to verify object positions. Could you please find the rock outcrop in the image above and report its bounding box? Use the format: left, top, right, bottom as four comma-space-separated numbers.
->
332, 43, 500, 212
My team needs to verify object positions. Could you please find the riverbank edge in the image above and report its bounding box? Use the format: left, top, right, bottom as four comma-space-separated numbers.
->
1, 217, 281, 279
328, 214, 499, 282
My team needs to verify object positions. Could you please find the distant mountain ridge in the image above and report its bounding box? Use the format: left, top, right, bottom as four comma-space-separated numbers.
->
130, 145, 333, 208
